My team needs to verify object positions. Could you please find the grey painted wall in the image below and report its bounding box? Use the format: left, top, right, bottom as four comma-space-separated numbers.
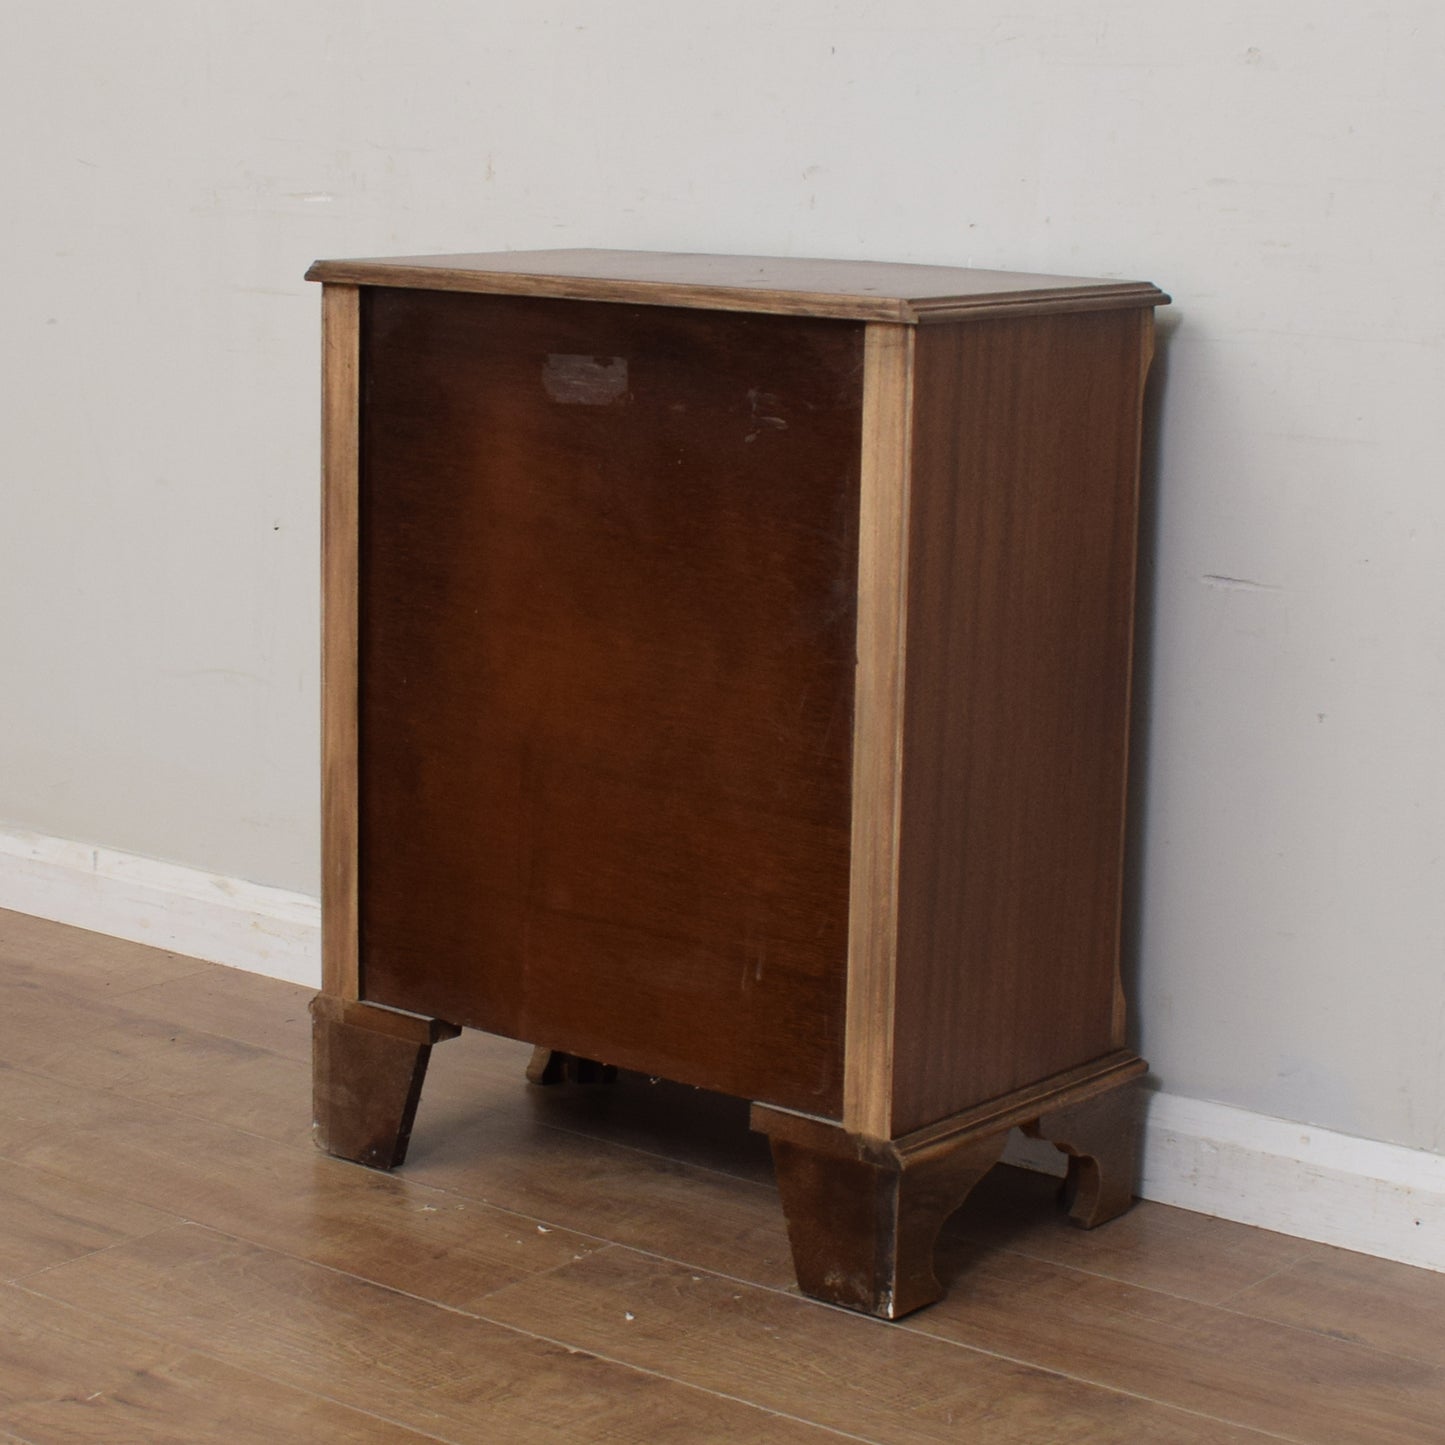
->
2, 2, 1442, 1151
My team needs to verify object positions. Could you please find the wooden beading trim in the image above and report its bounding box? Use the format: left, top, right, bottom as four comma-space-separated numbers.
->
842, 323, 916, 1139
1111, 308, 1158, 1046
320, 283, 361, 1000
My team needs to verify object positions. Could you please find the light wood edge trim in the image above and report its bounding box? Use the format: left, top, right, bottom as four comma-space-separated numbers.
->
321, 283, 361, 1000
306, 264, 912, 323
756, 1049, 1146, 1163
842, 323, 916, 1140
911, 284, 1170, 324
305, 262, 1168, 325
1111, 309, 1158, 1046
893, 1052, 1146, 1164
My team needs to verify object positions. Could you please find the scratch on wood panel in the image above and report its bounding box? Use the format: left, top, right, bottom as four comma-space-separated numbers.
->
745, 387, 788, 443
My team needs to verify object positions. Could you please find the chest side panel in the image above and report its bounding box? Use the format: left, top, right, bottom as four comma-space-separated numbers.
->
357, 288, 862, 1115
890, 308, 1149, 1133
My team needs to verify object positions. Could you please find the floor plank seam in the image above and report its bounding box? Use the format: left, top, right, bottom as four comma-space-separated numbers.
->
0, 1142, 638, 1308
455, 1244, 1293, 1442
329, 1146, 783, 1266
4, 1277, 472, 1445
516, 1114, 778, 1192
458, 1309, 884, 1445
1208, 1295, 1445, 1376
12, 1051, 1438, 1429
212, 1221, 628, 1320
8, 1050, 776, 1234
92, 959, 221, 1000
308, 1159, 636, 1258
108, 984, 313, 1056
4, 1220, 191, 1289
6, 1162, 1430, 1445
583, 1239, 807, 1301
973, 1242, 1303, 1319
888, 1320, 1310, 1444
112, 1227, 870, 1442
6, 1059, 320, 1158
966, 1243, 1445, 1379
3, 957, 223, 1008
16, 1233, 875, 1445
1207, 1259, 1309, 1311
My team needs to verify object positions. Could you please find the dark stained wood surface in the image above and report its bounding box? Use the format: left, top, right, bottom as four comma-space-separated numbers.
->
764, 1126, 1007, 1320
889, 308, 1151, 1134
309, 995, 459, 1169
755, 1050, 1145, 1317
307, 249, 1168, 324
324, 262, 1165, 1313
357, 288, 863, 1115
1025, 1079, 1144, 1228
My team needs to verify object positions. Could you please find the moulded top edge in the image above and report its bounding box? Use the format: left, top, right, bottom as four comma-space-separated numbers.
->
304, 249, 1169, 323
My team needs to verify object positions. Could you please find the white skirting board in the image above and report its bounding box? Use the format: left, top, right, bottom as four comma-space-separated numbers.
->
2, 824, 1443, 1273
1136, 1091, 1445, 1273
1003, 1103, 1445, 1272
0, 827, 320, 988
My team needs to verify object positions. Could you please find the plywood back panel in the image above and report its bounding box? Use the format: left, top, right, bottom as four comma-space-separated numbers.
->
357, 288, 863, 1115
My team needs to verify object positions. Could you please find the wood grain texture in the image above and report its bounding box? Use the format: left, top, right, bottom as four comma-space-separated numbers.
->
890, 308, 1152, 1133
306, 248, 1168, 324
320, 283, 361, 1001
475, 1246, 1269, 1444
767, 1130, 1005, 1319
26, 1226, 837, 1444
11, 1004, 313, 1148
843, 323, 914, 1139
1025, 1080, 1143, 1228
0, 1288, 434, 1444
1113, 308, 1158, 1047
756, 1051, 1144, 1316
0, 972, 148, 1073
1222, 1247, 1445, 1369
0, 908, 209, 999
919, 1240, 1445, 1444
10, 914, 1445, 1444
1, 1075, 609, 1320
309, 995, 458, 1168
356, 288, 863, 1115
311, 258, 1168, 1313
0, 1163, 174, 1283
113, 963, 314, 1061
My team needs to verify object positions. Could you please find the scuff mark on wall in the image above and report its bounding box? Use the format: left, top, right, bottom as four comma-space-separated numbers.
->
1201, 573, 1281, 592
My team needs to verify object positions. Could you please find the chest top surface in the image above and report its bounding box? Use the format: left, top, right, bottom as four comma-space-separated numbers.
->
306, 247, 1167, 323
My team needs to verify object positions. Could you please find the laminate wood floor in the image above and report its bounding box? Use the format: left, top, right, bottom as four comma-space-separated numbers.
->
3, 908, 1443, 1443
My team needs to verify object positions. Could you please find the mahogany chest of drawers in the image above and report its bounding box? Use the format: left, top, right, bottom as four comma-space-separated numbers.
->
307, 249, 1167, 1317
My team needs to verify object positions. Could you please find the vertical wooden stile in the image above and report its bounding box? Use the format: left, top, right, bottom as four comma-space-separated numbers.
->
320, 284, 362, 1000
1110, 308, 1157, 1047
843, 323, 915, 1139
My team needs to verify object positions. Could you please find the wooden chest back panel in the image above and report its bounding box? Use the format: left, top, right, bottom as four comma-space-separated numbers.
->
357, 288, 862, 1114
890, 309, 1147, 1133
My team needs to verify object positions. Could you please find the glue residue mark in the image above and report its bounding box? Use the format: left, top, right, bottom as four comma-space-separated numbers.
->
544, 354, 630, 404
